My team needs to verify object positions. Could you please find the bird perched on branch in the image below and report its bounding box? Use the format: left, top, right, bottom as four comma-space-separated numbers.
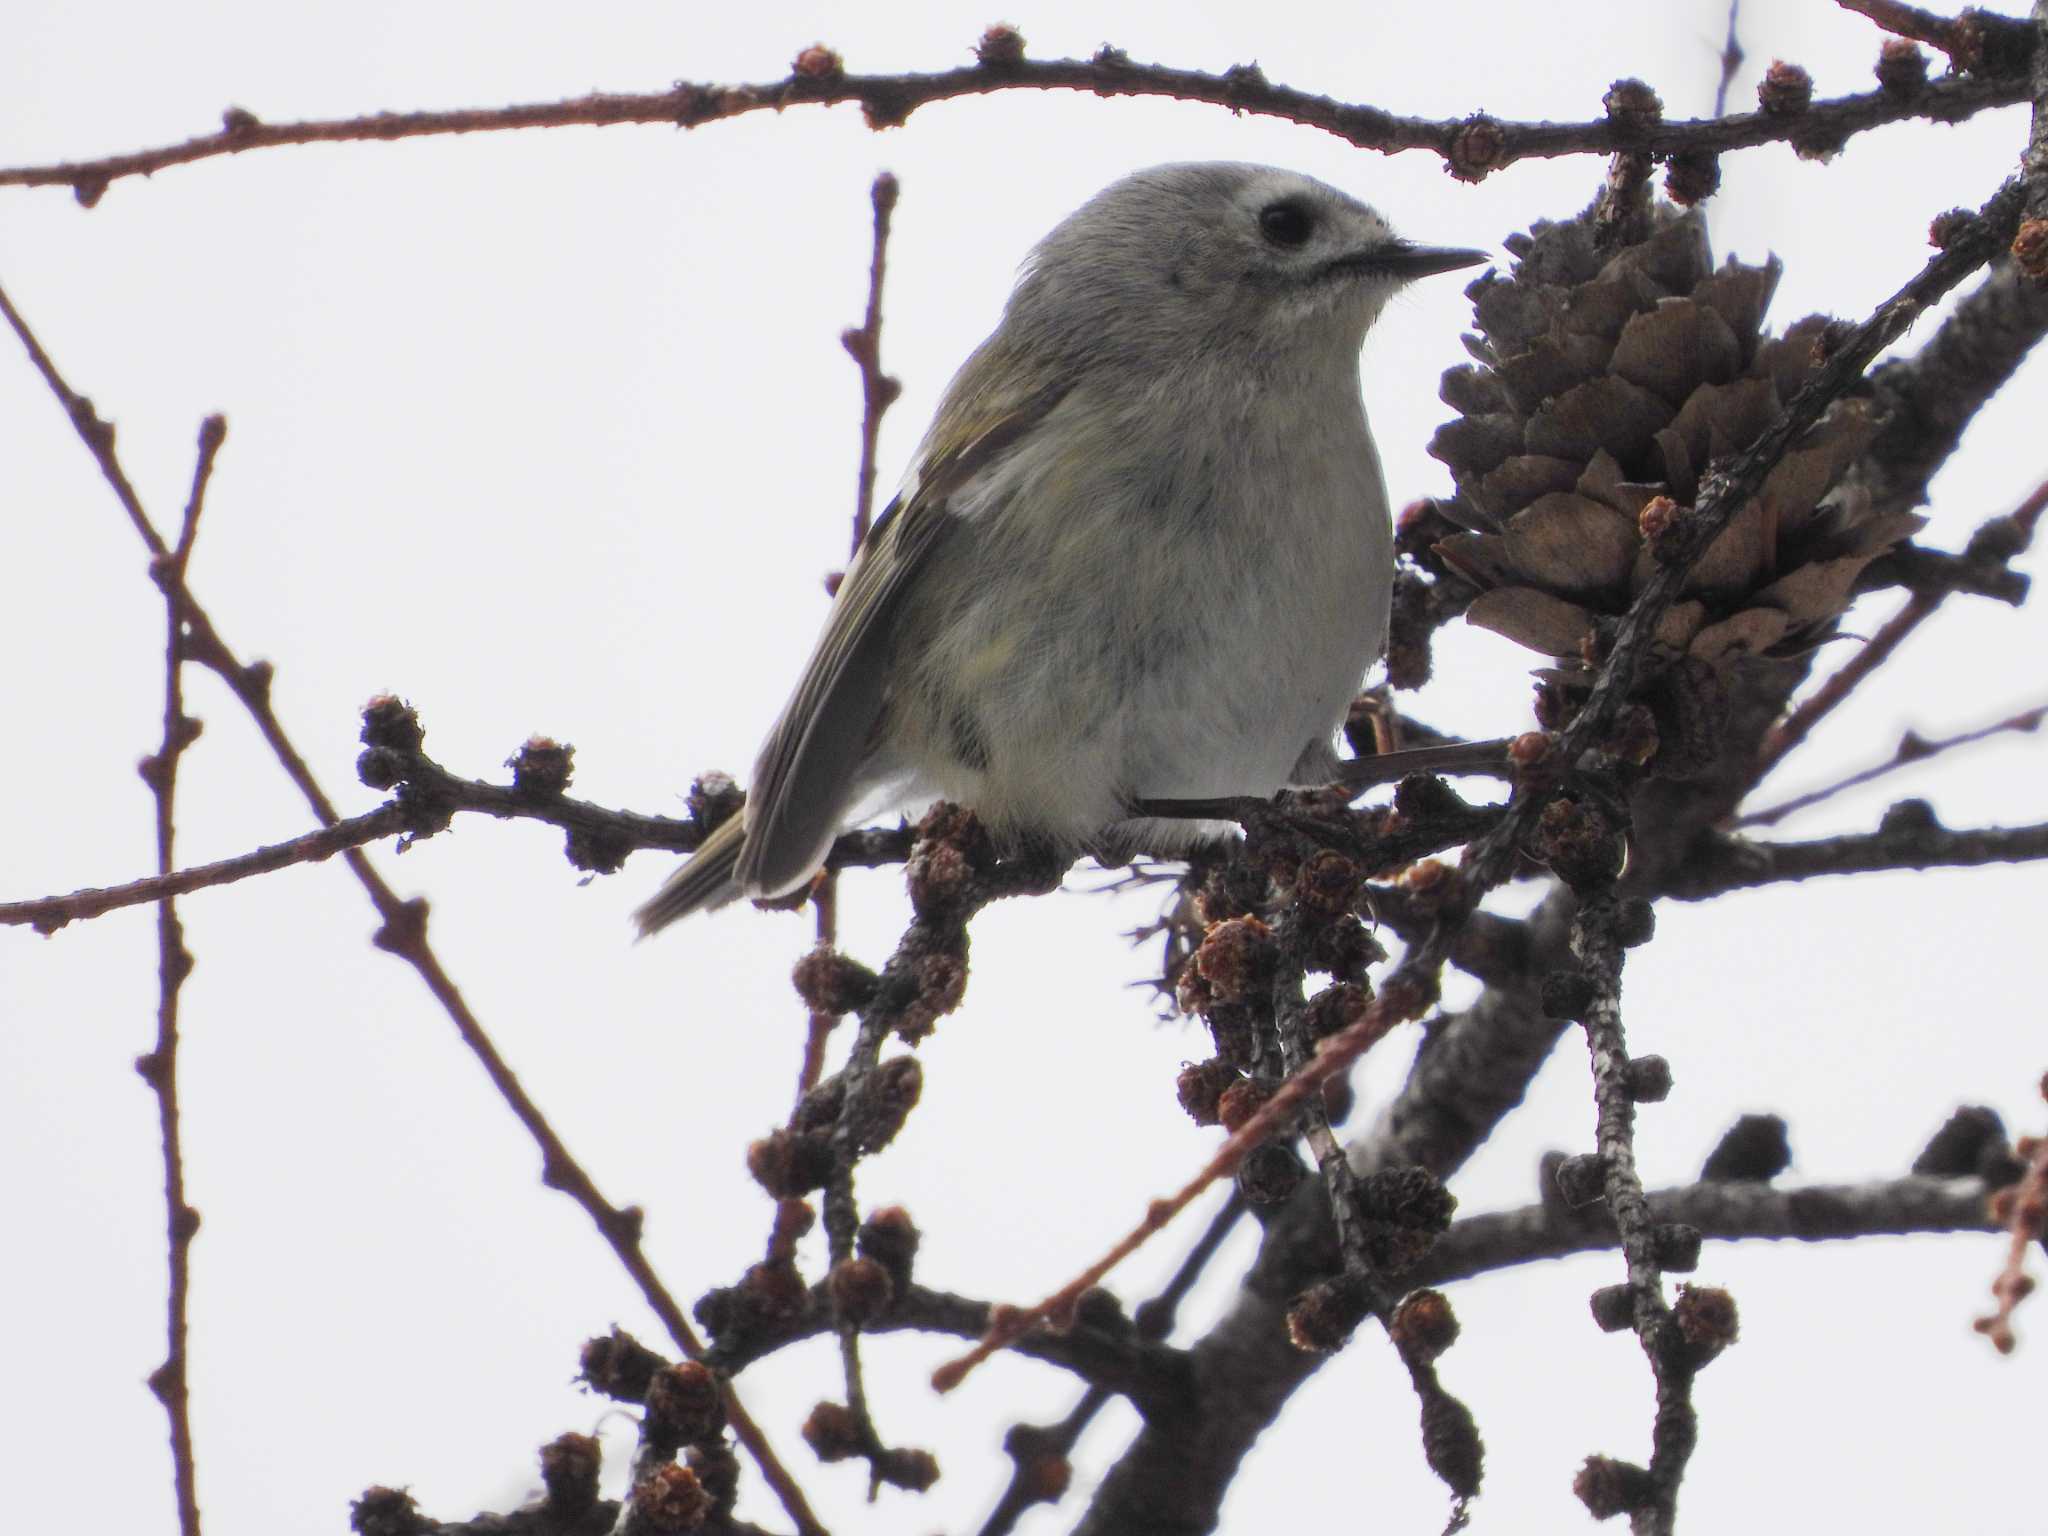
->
638, 161, 1485, 934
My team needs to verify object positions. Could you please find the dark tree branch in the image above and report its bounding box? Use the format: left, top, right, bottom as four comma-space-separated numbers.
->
1856, 262, 2048, 521
707, 1282, 1196, 1420
1838, 0, 2037, 68
1665, 804, 2048, 898
976, 1197, 1248, 1536
1135, 776, 1504, 871
1362, 883, 1537, 990
1333, 737, 1515, 787
2029, 0, 2048, 219
373, 731, 920, 875
1862, 538, 2032, 604
349, 1473, 773, 1536
1572, 893, 1702, 1536
1355, 887, 1579, 1180
1413, 1173, 2001, 1288
0, 50, 2028, 205
1073, 165, 2030, 1536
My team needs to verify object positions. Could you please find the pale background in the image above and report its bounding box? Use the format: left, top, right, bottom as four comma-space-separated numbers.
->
3, 2, 2044, 1532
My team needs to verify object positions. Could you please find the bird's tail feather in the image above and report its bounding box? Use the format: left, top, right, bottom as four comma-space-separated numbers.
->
634, 815, 746, 936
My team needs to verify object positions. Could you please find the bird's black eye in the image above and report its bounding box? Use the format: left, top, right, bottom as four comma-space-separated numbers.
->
1258, 199, 1316, 248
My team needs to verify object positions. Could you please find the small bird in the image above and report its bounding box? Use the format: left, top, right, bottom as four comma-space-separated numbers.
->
637, 162, 1484, 934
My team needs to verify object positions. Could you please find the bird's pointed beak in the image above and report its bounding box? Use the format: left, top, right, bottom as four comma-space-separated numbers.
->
1368, 241, 1493, 280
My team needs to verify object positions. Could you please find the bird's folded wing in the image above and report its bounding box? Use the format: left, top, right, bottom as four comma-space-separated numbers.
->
735, 389, 1064, 896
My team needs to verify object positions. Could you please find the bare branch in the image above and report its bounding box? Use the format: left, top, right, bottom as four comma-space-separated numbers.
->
1665, 803, 2048, 899
1857, 262, 2048, 521
0, 724, 927, 936
796, 171, 908, 1129
138, 415, 227, 1536
1763, 469, 2048, 787
1571, 894, 1708, 1536
1073, 177, 2029, 1536
2031, 0, 2048, 221
1863, 537, 2033, 604
0, 277, 828, 1536
976, 1198, 1248, 1536
1415, 1173, 2001, 1287
360, 717, 914, 873
705, 1279, 1196, 1419
1836, 0, 2037, 68
1, 806, 409, 933
1712, 2, 1746, 119
1332, 737, 1515, 788
0, 52, 2027, 205
1739, 702, 2048, 828
1757, 590, 1944, 774
841, 171, 902, 558
1976, 1101, 2048, 1352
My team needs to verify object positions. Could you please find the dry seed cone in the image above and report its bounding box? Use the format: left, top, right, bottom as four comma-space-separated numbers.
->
1425, 206, 1923, 766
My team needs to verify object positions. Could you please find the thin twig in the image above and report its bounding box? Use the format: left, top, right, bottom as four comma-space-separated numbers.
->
1976, 1094, 2048, 1353
794, 170, 917, 1496
1755, 590, 1940, 774
137, 415, 226, 1536
975, 1195, 1245, 1536
1738, 703, 2048, 828
1, 805, 409, 932
842, 172, 901, 556
1272, 906, 1485, 1511
0, 281, 162, 552
932, 961, 1430, 1392
1712, 1, 1745, 119
1572, 894, 1700, 1536
0, 53, 2029, 204
793, 833, 1065, 1478
1274, 922, 1377, 1287
798, 173, 905, 1108
0, 743, 918, 934
798, 881, 841, 1102
932, 777, 1519, 1384
816, 1047, 912, 1490
0, 278, 829, 1536
1757, 477, 2048, 775
369, 733, 915, 873
1333, 737, 1515, 788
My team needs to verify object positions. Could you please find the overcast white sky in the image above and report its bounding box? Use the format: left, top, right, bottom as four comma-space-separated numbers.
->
3, 3, 2045, 1534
